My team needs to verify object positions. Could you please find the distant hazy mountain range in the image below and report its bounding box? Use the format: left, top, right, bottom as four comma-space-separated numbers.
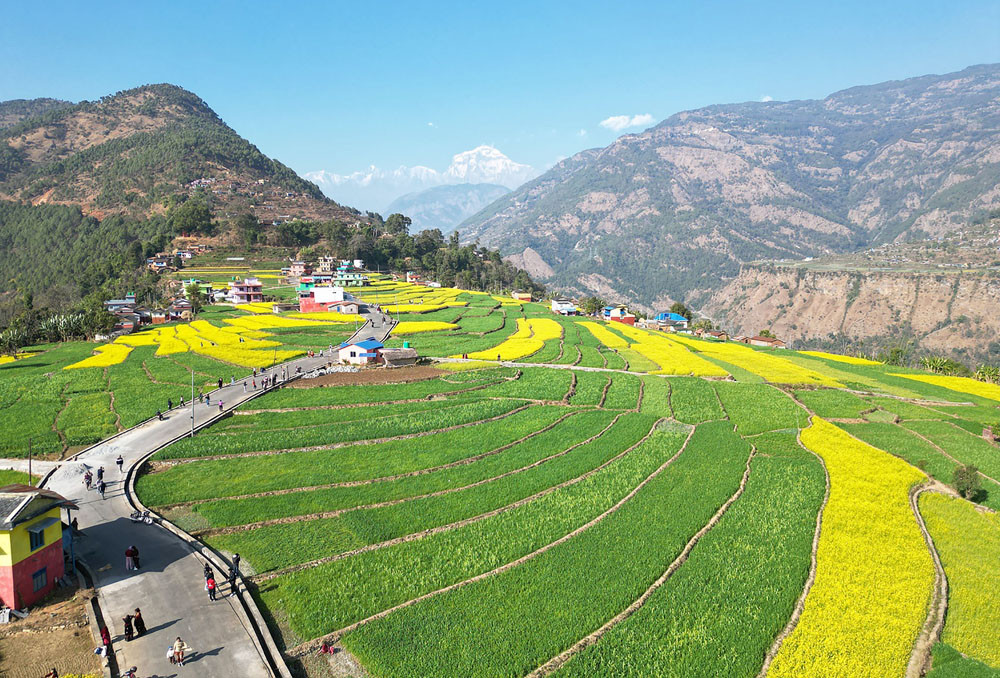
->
460, 64, 1000, 311
306, 145, 536, 214
385, 183, 510, 234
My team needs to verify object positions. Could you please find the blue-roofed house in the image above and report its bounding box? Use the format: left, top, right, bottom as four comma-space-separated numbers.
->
654, 312, 689, 330
338, 338, 384, 365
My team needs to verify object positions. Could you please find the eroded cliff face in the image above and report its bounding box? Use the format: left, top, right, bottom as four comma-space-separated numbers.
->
704, 266, 1000, 358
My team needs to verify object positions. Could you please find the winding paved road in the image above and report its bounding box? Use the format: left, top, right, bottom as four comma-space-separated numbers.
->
41, 309, 393, 678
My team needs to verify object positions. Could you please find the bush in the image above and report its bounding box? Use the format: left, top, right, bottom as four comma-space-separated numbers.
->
953, 465, 981, 500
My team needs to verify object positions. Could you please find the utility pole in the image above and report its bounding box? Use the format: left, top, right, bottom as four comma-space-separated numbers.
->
27, 438, 31, 486
190, 367, 195, 438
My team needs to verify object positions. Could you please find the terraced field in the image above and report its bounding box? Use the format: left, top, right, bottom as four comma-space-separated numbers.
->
8, 281, 997, 676
131, 305, 1000, 677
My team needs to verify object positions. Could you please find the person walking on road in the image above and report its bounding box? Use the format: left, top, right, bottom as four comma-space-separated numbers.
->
167, 398, 172, 410
227, 566, 238, 596
98, 480, 106, 500
179, 395, 184, 407
242, 381, 247, 393
206, 574, 217, 601
96, 466, 104, 483
83, 470, 92, 490
132, 608, 146, 636
217, 378, 223, 390
230, 376, 235, 385
232, 553, 241, 576
116, 455, 124, 474
218, 400, 224, 412
123, 613, 134, 641
172, 637, 188, 666
204, 563, 214, 581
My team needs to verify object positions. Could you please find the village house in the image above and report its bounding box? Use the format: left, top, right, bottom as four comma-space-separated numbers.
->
749, 335, 787, 349
289, 261, 312, 279
654, 312, 689, 330
103, 293, 137, 314
298, 285, 360, 314
551, 298, 578, 315
315, 256, 337, 275
333, 272, 370, 287
512, 291, 533, 302
168, 298, 194, 321
146, 254, 174, 272
603, 306, 636, 326
0, 485, 77, 609
695, 329, 729, 341
338, 338, 384, 365
227, 278, 264, 305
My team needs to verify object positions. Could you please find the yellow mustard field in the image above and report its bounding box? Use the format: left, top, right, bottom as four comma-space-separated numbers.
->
287, 312, 365, 323
112, 317, 312, 367
577, 321, 628, 349
0, 352, 37, 365
889, 373, 1000, 403
919, 492, 1000, 668
392, 321, 459, 334
65, 344, 132, 369
607, 324, 729, 377
462, 318, 562, 360
668, 334, 842, 386
769, 417, 933, 677
235, 302, 276, 314
798, 350, 882, 366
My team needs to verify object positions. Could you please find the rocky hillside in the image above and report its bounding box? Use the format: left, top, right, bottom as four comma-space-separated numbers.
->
386, 183, 509, 234
0, 84, 359, 222
704, 265, 1000, 364
461, 64, 1000, 310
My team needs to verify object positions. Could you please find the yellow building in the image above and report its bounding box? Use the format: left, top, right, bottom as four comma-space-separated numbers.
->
0, 485, 77, 608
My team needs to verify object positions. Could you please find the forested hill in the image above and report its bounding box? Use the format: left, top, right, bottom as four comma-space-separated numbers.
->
0, 98, 72, 130
0, 84, 357, 222
460, 64, 1000, 310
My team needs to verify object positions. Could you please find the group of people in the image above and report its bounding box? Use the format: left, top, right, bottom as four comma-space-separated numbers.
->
121, 607, 147, 641
204, 553, 240, 602
125, 544, 141, 570
82, 465, 108, 499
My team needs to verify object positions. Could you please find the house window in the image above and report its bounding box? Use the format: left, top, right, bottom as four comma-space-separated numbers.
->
350, 351, 357, 358
29, 529, 45, 551
32, 568, 47, 592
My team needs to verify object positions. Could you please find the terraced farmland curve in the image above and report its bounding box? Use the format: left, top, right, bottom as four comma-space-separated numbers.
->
128, 313, 1000, 678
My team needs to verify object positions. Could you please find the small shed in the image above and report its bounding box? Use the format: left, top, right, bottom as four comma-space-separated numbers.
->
381, 347, 418, 368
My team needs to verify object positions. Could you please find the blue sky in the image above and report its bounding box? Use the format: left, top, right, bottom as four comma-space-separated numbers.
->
3, 0, 998, 193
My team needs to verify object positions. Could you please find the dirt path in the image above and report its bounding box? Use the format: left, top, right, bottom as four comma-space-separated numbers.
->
755, 429, 831, 677
906, 484, 950, 678
257, 414, 668, 584
527, 447, 756, 676
597, 375, 612, 409
563, 372, 577, 403
286, 419, 691, 657
160, 412, 581, 509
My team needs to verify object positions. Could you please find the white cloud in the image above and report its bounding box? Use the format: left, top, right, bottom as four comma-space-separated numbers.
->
306, 145, 539, 213
577, 128, 588, 137
427, 122, 435, 127
761, 95, 773, 102
599, 113, 656, 132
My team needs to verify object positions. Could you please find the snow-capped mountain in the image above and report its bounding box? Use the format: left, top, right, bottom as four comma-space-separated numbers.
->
305, 145, 537, 213
385, 183, 510, 235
